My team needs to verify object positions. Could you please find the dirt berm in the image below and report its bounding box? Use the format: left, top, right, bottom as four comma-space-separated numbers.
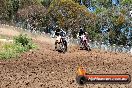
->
0, 25, 132, 88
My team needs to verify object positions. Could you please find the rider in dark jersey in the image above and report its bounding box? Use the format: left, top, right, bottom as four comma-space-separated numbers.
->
78, 28, 85, 45
55, 28, 67, 51
60, 29, 67, 51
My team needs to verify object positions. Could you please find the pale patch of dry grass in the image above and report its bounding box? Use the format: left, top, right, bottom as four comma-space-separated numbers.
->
0, 41, 3, 48
0, 34, 13, 49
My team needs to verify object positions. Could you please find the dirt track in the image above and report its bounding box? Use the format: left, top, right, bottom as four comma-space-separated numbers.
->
0, 25, 132, 88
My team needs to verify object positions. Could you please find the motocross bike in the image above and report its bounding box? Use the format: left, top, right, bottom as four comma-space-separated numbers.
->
55, 36, 67, 53
80, 35, 91, 51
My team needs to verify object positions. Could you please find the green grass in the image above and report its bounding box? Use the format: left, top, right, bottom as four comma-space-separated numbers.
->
0, 34, 37, 60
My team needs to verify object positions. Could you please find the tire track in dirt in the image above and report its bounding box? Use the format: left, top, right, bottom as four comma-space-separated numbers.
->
0, 25, 132, 88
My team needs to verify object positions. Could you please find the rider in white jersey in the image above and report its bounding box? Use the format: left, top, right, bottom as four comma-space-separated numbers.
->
55, 28, 67, 51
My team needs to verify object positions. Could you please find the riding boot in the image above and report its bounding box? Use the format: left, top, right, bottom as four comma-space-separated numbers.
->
63, 40, 67, 51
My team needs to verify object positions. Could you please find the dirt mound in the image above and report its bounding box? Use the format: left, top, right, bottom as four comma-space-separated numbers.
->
0, 25, 132, 88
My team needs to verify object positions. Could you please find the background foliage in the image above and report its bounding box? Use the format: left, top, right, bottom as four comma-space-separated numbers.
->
0, 0, 131, 46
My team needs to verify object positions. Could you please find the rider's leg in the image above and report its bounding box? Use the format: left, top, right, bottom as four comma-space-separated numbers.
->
79, 37, 81, 45
55, 40, 57, 49
55, 35, 61, 50
61, 38, 67, 51
64, 40, 68, 51
79, 37, 83, 47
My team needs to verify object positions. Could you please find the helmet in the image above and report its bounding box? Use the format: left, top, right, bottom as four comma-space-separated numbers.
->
80, 28, 83, 32
61, 29, 63, 31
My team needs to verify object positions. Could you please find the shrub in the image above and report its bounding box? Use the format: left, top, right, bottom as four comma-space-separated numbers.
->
14, 34, 31, 46
14, 34, 37, 50
14, 43, 27, 53
0, 34, 37, 59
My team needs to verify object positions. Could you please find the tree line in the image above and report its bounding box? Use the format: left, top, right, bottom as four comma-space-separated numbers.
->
0, 0, 132, 46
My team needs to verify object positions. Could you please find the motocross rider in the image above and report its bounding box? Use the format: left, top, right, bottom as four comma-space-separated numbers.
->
78, 28, 90, 46
78, 28, 85, 45
79, 28, 85, 37
55, 27, 67, 51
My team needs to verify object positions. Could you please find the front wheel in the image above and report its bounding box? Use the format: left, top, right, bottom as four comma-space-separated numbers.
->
83, 41, 91, 51
59, 43, 66, 53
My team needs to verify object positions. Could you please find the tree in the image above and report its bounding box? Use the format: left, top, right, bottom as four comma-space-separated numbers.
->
121, 0, 132, 5
48, 0, 96, 31
19, 0, 40, 9
0, 0, 6, 15
92, 0, 112, 8
17, 5, 47, 29
41, 0, 53, 7
0, 0, 9, 21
